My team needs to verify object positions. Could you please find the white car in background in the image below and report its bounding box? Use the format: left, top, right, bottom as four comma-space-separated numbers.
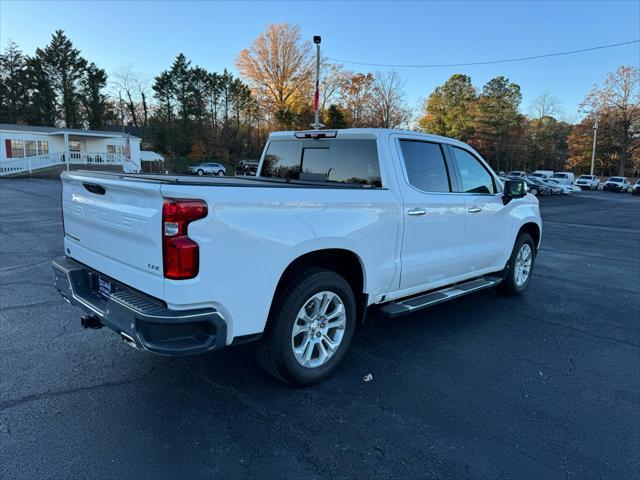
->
550, 172, 575, 185
530, 170, 554, 180
576, 175, 600, 190
543, 178, 573, 194
603, 177, 630, 192
507, 170, 527, 179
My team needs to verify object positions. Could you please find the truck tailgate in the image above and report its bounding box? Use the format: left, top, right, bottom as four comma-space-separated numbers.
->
61, 172, 165, 298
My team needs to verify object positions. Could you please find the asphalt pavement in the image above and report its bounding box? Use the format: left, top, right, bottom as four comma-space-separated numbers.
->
1, 179, 638, 480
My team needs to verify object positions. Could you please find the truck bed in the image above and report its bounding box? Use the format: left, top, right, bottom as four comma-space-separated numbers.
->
66, 170, 380, 189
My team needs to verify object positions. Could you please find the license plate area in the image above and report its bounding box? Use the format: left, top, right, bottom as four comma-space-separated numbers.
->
97, 276, 112, 299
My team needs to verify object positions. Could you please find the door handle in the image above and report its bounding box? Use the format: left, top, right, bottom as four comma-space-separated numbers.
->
407, 208, 427, 216
468, 206, 482, 213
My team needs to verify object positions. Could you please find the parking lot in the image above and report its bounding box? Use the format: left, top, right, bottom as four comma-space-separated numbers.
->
0, 179, 638, 480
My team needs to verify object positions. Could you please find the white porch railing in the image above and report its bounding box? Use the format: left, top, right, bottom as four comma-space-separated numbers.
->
0, 151, 132, 176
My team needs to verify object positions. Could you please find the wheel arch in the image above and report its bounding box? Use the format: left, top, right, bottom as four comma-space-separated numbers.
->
270, 248, 368, 322
518, 222, 541, 250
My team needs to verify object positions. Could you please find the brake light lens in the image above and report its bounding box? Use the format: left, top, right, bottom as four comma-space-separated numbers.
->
162, 198, 207, 279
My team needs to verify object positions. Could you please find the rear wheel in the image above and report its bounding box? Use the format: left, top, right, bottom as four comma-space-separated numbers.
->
257, 268, 356, 386
530, 187, 538, 196
495, 233, 536, 296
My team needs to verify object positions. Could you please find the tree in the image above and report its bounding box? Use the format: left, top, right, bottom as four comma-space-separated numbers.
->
338, 72, 374, 127
471, 76, 523, 170
24, 56, 57, 126
325, 104, 348, 129
418, 74, 476, 141
0, 41, 29, 123
188, 140, 207, 162
35, 30, 88, 128
81, 63, 108, 129
527, 92, 563, 169
236, 22, 313, 129
112, 64, 151, 140
581, 66, 640, 175
368, 70, 411, 128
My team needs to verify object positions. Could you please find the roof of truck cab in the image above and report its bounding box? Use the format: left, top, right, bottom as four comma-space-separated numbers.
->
268, 128, 471, 148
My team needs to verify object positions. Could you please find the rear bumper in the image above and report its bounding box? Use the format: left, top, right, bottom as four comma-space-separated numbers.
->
52, 256, 227, 355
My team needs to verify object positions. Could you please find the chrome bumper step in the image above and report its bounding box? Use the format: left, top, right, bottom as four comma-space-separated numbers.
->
380, 275, 503, 317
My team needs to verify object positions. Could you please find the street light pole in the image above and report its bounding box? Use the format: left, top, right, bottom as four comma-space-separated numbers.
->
590, 115, 598, 176
313, 35, 322, 130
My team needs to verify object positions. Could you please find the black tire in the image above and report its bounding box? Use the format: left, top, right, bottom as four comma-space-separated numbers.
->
197, 169, 204, 176
495, 233, 536, 296
530, 188, 538, 196
257, 268, 357, 386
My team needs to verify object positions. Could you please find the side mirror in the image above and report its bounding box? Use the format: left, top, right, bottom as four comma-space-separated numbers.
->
503, 180, 526, 205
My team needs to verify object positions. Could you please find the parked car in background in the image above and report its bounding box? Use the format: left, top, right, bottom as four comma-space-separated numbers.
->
530, 170, 554, 180
52, 128, 542, 386
632, 179, 640, 195
543, 178, 571, 194
603, 176, 629, 192
550, 172, 575, 185
188, 162, 226, 176
525, 177, 552, 196
508, 170, 527, 179
576, 175, 600, 190
235, 160, 259, 176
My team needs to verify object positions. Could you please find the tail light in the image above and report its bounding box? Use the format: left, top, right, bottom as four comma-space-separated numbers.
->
162, 198, 208, 280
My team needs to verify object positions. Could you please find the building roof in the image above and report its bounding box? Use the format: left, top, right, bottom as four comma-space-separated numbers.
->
0, 123, 141, 139
140, 150, 164, 161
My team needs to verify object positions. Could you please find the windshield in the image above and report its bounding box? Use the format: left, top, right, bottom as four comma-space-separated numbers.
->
531, 173, 544, 177
508, 171, 523, 176
608, 177, 623, 182
552, 173, 567, 178
578, 175, 592, 180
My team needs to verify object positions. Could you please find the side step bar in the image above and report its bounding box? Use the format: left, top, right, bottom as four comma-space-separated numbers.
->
380, 275, 503, 317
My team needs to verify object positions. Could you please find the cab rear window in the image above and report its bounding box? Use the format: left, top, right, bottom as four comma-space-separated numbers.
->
260, 139, 382, 187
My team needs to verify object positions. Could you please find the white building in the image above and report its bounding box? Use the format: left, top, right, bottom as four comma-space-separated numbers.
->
0, 123, 142, 176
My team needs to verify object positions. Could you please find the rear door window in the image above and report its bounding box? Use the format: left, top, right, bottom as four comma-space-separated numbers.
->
399, 140, 451, 192
261, 139, 381, 187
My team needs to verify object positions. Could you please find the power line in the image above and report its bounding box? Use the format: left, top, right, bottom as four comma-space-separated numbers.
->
328, 40, 640, 68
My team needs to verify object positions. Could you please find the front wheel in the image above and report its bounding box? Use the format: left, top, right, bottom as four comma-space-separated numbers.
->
197, 169, 204, 176
257, 268, 356, 386
495, 233, 536, 296
530, 188, 538, 196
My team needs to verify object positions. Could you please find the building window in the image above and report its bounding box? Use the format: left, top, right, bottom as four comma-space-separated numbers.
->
38, 141, 49, 155
69, 141, 81, 152
107, 145, 122, 154
10, 140, 25, 158
25, 140, 37, 157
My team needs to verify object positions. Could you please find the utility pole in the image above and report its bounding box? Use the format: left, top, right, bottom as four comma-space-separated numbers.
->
590, 115, 598, 176
312, 35, 323, 130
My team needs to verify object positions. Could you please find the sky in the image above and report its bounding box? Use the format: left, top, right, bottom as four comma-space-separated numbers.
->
1, 0, 639, 122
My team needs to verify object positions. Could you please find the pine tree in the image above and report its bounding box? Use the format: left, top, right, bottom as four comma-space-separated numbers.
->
0, 41, 29, 123
36, 30, 88, 128
81, 63, 108, 129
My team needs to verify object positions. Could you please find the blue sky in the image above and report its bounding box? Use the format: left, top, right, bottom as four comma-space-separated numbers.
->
1, 0, 638, 122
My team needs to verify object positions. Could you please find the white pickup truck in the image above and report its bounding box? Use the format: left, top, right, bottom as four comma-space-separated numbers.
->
53, 129, 541, 385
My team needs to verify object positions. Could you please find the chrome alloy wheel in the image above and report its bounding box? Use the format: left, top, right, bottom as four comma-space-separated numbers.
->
291, 291, 346, 368
514, 243, 533, 287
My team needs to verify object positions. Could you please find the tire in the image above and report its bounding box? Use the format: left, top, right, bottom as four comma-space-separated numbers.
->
257, 268, 357, 386
495, 233, 536, 296
530, 188, 538, 196
197, 169, 204, 176
217, 170, 224, 176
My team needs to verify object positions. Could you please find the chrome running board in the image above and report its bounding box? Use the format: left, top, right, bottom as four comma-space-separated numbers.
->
380, 276, 503, 317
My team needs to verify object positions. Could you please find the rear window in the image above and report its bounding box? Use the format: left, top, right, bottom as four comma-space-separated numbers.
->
609, 177, 623, 182
578, 175, 592, 180
260, 139, 381, 187
552, 173, 568, 179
